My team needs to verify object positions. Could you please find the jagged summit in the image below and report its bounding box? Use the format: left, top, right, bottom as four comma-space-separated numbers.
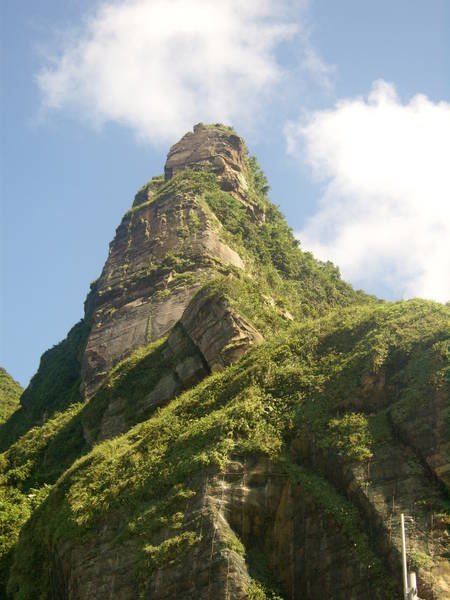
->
9, 123, 360, 412
165, 123, 249, 198
133, 123, 260, 215
165, 124, 242, 178
81, 124, 255, 396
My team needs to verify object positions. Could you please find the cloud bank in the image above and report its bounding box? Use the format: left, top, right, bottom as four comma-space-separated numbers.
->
38, 0, 300, 143
287, 81, 450, 302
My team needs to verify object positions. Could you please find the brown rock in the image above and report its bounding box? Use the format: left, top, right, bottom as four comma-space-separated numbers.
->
165, 123, 255, 210
180, 289, 264, 372
81, 172, 245, 396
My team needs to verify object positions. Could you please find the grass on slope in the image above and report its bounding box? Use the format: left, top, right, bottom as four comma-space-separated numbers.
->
0, 328, 202, 498
0, 369, 22, 425
0, 321, 89, 453
0, 327, 209, 592
7, 300, 449, 598
0, 403, 84, 591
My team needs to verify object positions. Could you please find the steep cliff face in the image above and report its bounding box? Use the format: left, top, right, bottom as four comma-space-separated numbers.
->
82, 124, 250, 396
1, 125, 449, 600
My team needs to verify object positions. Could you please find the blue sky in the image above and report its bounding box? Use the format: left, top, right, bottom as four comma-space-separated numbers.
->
1, 0, 449, 386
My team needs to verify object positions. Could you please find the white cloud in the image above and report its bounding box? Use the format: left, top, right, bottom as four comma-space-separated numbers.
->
286, 80, 450, 302
37, 0, 301, 143
301, 44, 334, 93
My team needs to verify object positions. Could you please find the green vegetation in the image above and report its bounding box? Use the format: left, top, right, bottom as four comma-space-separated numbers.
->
0, 327, 200, 508
81, 327, 202, 439
222, 530, 246, 557
6, 300, 448, 596
126, 162, 368, 337
247, 155, 270, 196
246, 546, 285, 600
1, 403, 85, 491
20, 320, 88, 418
194, 122, 237, 133
0, 369, 22, 425
319, 413, 373, 461
0, 404, 85, 591
409, 549, 434, 570
143, 531, 201, 571
3, 132, 448, 597
0, 320, 89, 452
203, 165, 367, 319
0, 325, 205, 591
132, 175, 165, 208
284, 461, 381, 570
247, 580, 283, 600
0, 486, 30, 591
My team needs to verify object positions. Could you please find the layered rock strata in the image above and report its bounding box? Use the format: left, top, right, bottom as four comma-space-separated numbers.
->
81, 124, 256, 396
91, 293, 264, 443
165, 123, 249, 203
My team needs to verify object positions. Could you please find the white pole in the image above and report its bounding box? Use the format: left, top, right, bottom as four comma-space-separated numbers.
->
408, 572, 418, 600
401, 513, 408, 600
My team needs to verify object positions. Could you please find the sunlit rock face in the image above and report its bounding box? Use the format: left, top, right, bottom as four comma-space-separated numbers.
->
81, 124, 256, 396
165, 123, 248, 195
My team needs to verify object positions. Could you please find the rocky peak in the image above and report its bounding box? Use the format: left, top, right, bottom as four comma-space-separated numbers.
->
165, 123, 250, 203
80, 124, 260, 397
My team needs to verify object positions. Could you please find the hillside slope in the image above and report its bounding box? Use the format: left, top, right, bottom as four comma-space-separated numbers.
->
0, 369, 21, 424
1, 125, 448, 599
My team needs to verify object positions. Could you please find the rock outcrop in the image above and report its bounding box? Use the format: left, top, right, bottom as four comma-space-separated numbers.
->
165, 123, 250, 203
81, 125, 253, 396
180, 289, 264, 372
89, 288, 264, 444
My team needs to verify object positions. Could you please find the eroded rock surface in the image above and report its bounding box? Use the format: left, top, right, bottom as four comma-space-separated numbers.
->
165, 123, 248, 199
41, 456, 397, 600
45, 427, 449, 600
181, 289, 264, 372
81, 126, 251, 396
93, 289, 264, 443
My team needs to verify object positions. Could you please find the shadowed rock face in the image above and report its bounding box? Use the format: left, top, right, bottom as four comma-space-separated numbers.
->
81, 125, 255, 397
91, 291, 265, 444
